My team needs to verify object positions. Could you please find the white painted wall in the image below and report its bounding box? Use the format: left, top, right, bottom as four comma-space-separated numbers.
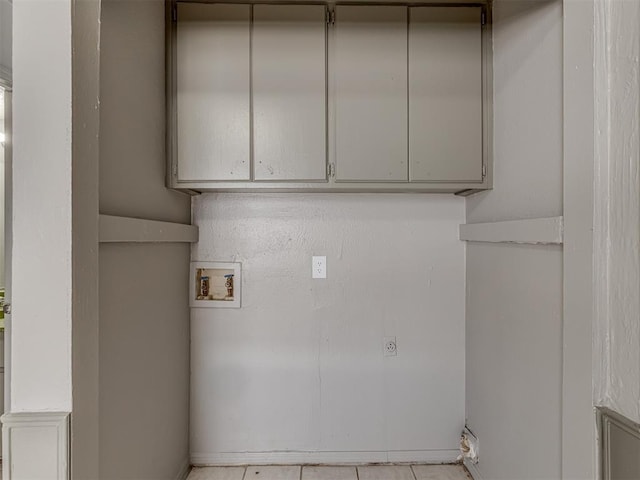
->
593, 0, 640, 426
98, 1, 191, 478
0, 0, 11, 85
191, 193, 465, 464
466, 243, 563, 478
10, 0, 72, 413
100, 0, 190, 225
563, 0, 596, 477
466, 0, 562, 223
0, 89, 5, 288
99, 244, 190, 480
465, 1, 564, 479
70, 0, 101, 476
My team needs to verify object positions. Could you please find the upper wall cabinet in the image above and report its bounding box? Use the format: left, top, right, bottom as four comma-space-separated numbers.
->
253, 5, 327, 182
334, 6, 408, 182
409, 7, 483, 183
168, 2, 492, 194
176, 4, 251, 181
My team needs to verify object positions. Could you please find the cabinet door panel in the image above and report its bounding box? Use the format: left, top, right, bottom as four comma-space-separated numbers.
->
409, 7, 483, 182
334, 6, 408, 182
177, 4, 250, 181
253, 5, 327, 182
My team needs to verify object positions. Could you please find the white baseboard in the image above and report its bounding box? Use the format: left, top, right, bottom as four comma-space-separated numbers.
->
175, 458, 191, 480
192, 450, 460, 466
2, 411, 70, 480
463, 458, 483, 480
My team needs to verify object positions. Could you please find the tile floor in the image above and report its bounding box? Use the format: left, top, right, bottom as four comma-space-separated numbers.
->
186, 465, 471, 480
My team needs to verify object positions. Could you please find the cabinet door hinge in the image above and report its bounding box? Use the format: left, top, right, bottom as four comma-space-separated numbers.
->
326, 9, 335, 25
172, 4, 178, 22
482, 164, 487, 177
173, 163, 178, 176
481, 10, 487, 25
328, 163, 335, 178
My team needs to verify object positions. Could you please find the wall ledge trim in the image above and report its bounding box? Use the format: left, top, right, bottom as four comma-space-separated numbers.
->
192, 450, 460, 466
459, 216, 563, 245
99, 214, 199, 243
2, 411, 70, 480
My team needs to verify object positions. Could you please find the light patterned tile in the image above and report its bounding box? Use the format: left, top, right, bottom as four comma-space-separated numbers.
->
246, 466, 300, 480
357, 466, 414, 480
411, 465, 470, 480
302, 466, 358, 480
187, 466, 247, 480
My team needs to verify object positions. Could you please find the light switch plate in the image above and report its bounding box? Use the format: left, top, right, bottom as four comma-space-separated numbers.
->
312, 256, 327, 279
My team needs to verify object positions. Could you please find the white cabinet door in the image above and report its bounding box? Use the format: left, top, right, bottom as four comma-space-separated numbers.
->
177, 4, 250, 181
409, 7, 483, 182
334, 6, 408, 182
253, 5, 327, 181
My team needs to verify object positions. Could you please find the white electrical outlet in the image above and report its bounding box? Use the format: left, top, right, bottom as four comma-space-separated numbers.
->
312, 256, 327, 279
384, 336, 397, 356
